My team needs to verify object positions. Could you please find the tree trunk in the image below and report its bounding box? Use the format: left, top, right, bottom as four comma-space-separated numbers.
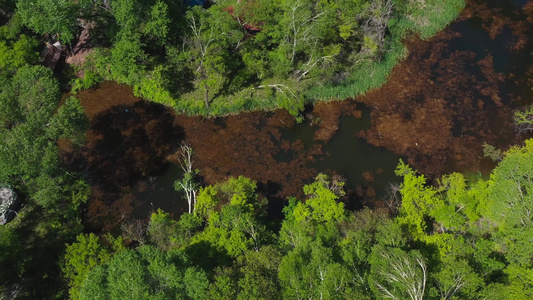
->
188, 190, 192, 214
204, 83, 209, 109
193, 190, 197, 213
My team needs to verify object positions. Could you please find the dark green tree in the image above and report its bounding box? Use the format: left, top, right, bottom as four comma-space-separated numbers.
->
79, 245, 209, 300
0, 65, 88, 210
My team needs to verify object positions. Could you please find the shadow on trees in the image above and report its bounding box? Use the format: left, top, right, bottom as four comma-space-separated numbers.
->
184, 240, 233, 272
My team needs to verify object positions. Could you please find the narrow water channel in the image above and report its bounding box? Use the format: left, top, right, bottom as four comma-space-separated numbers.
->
69, 0, 533, 230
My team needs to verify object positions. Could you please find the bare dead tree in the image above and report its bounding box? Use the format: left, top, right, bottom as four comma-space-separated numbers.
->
385, 182, 402, 212
514, 104, 533, 134
375, 251, 427, 300
329, 174, 347, 198
175, 143, 199, 214
438, 273, 466, 300
294, 51, 335, 81
254, 84, 298, 99
1, 283, 23, 300
284, 0, 328, 63
121, 219, 148, 245
185, 12, 215, 109
178, 143, 194, 174
361, 0, 394, 60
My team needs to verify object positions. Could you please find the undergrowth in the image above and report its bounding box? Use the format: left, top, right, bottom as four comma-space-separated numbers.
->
72, 0, 465, 118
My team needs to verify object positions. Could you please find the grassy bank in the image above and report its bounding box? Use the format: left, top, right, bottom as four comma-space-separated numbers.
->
306, 0, 465, 100
73, 0, 465, 118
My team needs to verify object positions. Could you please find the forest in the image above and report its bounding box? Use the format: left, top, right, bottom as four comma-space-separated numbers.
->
1, 0, 533, 299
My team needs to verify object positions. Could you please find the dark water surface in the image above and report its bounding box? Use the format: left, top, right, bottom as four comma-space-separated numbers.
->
70, 0, 533, 229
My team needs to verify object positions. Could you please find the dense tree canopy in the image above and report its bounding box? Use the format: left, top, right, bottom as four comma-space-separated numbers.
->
61, 145, 533, 299
0, 33, 90, 296
58, 140, 533, 299
8, 1, 531, 299
0, 65, 88, 210
35, 0, 463, 116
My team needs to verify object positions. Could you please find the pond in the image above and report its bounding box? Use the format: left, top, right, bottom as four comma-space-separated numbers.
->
67, 0, 533, 231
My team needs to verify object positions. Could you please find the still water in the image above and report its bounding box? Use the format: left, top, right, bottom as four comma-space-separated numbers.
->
72, 0, 532, 227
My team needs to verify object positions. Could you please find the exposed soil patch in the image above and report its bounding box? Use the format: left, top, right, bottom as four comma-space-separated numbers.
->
66, 24, 94, 71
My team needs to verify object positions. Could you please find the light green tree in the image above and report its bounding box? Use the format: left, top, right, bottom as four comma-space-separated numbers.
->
63, 233, 124, 300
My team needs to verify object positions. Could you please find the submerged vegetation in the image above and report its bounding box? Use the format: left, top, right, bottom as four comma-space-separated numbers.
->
65, 142, 533, 299
3, 0, 533, 299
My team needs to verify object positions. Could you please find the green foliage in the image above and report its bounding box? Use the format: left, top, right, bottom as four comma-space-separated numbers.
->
58, 140, 533, 298
195, 185, 222, 219
483, 143, 503, 162
338, 209, 397, 293
109, 32, 146, 84
196, 176, 261, 218
482, 140, 533, 273
0, 225, 20, 283
395, 160, 439, 237
433, 258, 482, 299
0, 65, 88, 211
17, 0, 78, 43
236, 246, 282, 300
396, 0, 465, 39
369, 246, 428, 300
388, 140, 533, 296
514, 104, 533, 134
63, 233, 124, 300
279, 242, 353, 300
148, 209, 202, 250
488, 140, 533, 229
0, 34, 39, 72
188, 177, 271, 261
220, 176, 258, 207
208, 266, 239, 299
71, 72, 102, 94
0, 64, 90, 297
147, 209, 178, 250
79, 245, 209, 300
50, 97, 89, 143
193, 204, 265, 258
0, 1, 494, 298
71, 0, 464, 117
300, 174, 346, 223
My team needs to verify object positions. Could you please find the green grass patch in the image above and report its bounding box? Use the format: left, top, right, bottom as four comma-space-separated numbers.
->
306, 0, 465, 102
73, 0, 465, 118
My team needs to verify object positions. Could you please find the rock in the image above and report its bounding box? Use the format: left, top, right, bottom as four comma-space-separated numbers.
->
0, 187, 18, 225
41, 44, 63, 70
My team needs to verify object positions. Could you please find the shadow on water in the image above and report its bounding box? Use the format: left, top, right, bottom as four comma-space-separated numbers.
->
62, 95, 185, 231
89, 101, 404, 226
132, 164, 188, 219
277, 103, 403, 210
69, 0, 533, 231
313, 113, 403, 203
